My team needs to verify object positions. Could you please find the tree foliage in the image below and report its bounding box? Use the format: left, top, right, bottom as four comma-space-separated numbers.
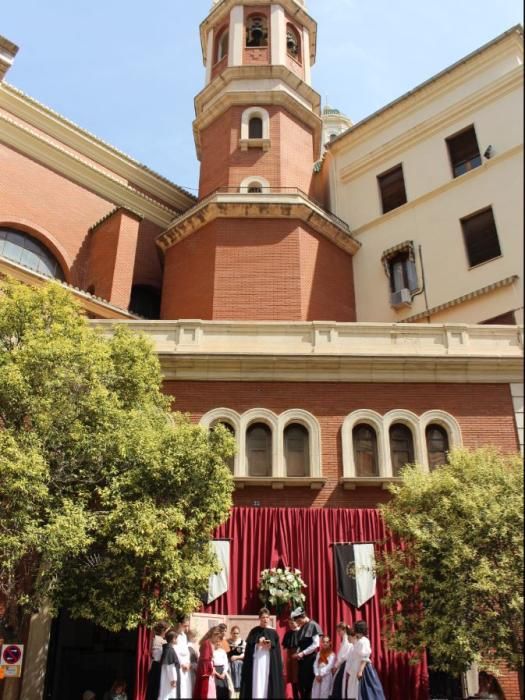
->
379, 448, 523, 674
0, 279, 235, 633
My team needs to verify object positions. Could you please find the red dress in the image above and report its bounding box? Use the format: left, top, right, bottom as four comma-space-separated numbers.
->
193, 640, 216, 699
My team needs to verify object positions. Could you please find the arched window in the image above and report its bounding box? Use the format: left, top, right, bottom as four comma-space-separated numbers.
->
247, 182, 263, 194
246, 15, 268, 47
286, 24, 301, 61
246, 423, 272, 476
389, 424, 415, 476
216, 28, 229, 63
353, 424, 379, 477
248, 116, 263, 139
213, 421, 236, 472
0, 227, 65, 280
284, 424, 310, 477
426, 424, 449, 470
129, 285, 161, 319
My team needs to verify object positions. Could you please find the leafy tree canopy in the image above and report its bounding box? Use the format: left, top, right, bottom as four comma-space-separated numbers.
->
380, 448, 523, 675
0, 279, 235, 633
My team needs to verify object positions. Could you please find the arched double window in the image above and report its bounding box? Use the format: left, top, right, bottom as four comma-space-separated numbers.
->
426, 424, 450, 470
246, 15, 268, 47
389, 424, 415, 476
284, 423, 310, 477
286, 24, 301, 61
0, 227, 65, 280
353, 424, 379, 477
246, 422, 272, 477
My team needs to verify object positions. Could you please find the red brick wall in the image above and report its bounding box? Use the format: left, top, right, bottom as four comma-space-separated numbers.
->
163, 381, 518, 508
0, 143, 111, 285
160, 218, 355, 321
198, 106, 315, 198
498, 666, 522, 700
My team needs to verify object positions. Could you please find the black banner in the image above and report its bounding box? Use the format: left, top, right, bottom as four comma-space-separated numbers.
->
333, 543, 359, 607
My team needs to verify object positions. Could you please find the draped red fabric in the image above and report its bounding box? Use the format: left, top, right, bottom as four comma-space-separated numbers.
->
135, 507, 428, 700
135, 623, 151, 700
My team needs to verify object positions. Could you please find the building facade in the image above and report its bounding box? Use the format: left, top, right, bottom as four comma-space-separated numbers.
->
0, 2, 523, 699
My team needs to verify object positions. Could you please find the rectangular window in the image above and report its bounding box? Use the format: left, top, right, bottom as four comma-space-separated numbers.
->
461, 207, 501, 268
377, 165, 407, 214
446, 126, 482, 178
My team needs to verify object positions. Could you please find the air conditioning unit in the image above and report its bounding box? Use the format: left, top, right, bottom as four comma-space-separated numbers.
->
390, 288, 412, 309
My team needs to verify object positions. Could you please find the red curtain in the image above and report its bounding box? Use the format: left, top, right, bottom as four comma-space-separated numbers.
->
135, 507, 428, 700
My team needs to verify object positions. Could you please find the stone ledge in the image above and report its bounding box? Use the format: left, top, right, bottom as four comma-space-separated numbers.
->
234, 477, 325, 490
340, 477, 402, 491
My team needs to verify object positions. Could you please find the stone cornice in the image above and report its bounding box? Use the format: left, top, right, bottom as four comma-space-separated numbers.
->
0, 111, 179, 227
235, 477, 325, 490
200, 0, 317, 66
330, 27, 523, 154
0, 82, 196, 214
90, 319, 524, 383
155, 191, 360, 256
338, 68, 523, 183
193, 83, 322, 159
0, 258, 138, 320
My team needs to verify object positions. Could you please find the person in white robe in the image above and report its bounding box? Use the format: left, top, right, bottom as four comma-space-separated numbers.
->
174, 623, 193, 699
213, 642, 231, 699
187, 628, 200, 691
159, 631, 180, 700
312, 636, 336, 699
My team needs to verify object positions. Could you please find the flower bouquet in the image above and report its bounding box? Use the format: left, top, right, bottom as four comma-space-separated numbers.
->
258, 566, 307, 614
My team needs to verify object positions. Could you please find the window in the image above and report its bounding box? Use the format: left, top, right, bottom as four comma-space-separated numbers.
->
353, 424, 379, 477
381, 242, 418, 308
286, 24, 301, 60
377, 165, 407, 214
284, 424, 310, 477
248, 117, 263, 139
426, 425, 449, 470
247, 182, 263, 194
461, 207, 501, 267
246, 15, 268, 47
446, 125, 481, 178
216, 29, 229, 63
0, 227, 65, 280
129, 285, 161, 319
389, 424, 414, 476
246, 423, 272, 476
213, 421, 236, 472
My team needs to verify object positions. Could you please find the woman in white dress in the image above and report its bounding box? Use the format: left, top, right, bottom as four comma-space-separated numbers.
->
312, 636, 336, 699
344, 621, 385, 700
213, 638, 231, 699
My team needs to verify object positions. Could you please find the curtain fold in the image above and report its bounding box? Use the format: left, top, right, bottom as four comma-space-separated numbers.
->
135, 507, 428, 700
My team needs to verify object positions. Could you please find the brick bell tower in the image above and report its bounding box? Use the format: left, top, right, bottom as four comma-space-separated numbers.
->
157, 0, 360, 321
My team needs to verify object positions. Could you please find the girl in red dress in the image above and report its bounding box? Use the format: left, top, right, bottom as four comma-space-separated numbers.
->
193, 626, 222, 699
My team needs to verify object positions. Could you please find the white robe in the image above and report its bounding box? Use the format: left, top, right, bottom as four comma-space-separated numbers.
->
175, 633, 193, 699
158, 644, 179, 700
312, 651, 336, 699
252, 642, 270, 699
345, 637, 371, 699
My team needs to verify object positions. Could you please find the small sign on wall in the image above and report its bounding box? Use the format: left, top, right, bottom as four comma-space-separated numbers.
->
0, 643, 24, 679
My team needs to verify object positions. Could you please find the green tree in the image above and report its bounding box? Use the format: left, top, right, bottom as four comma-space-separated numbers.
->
0, 279, 235, 634
380, 447, 523, 675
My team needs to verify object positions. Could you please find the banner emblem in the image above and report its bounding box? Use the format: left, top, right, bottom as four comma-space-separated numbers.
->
333, 543, 376, 608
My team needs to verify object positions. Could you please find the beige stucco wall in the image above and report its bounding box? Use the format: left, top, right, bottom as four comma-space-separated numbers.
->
328, 31, 524, 324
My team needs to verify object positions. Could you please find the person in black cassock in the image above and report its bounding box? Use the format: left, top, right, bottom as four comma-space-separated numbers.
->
240, 607, 285, 699
291, 607, 323, 700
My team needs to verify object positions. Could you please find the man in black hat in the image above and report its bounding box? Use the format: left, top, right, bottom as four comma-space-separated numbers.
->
291, 608, 323, 700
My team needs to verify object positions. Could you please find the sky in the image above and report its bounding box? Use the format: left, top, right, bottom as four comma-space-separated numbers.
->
2, 0, 523, 194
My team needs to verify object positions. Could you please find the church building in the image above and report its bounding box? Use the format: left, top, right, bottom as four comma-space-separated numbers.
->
0, 1, 523, 698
